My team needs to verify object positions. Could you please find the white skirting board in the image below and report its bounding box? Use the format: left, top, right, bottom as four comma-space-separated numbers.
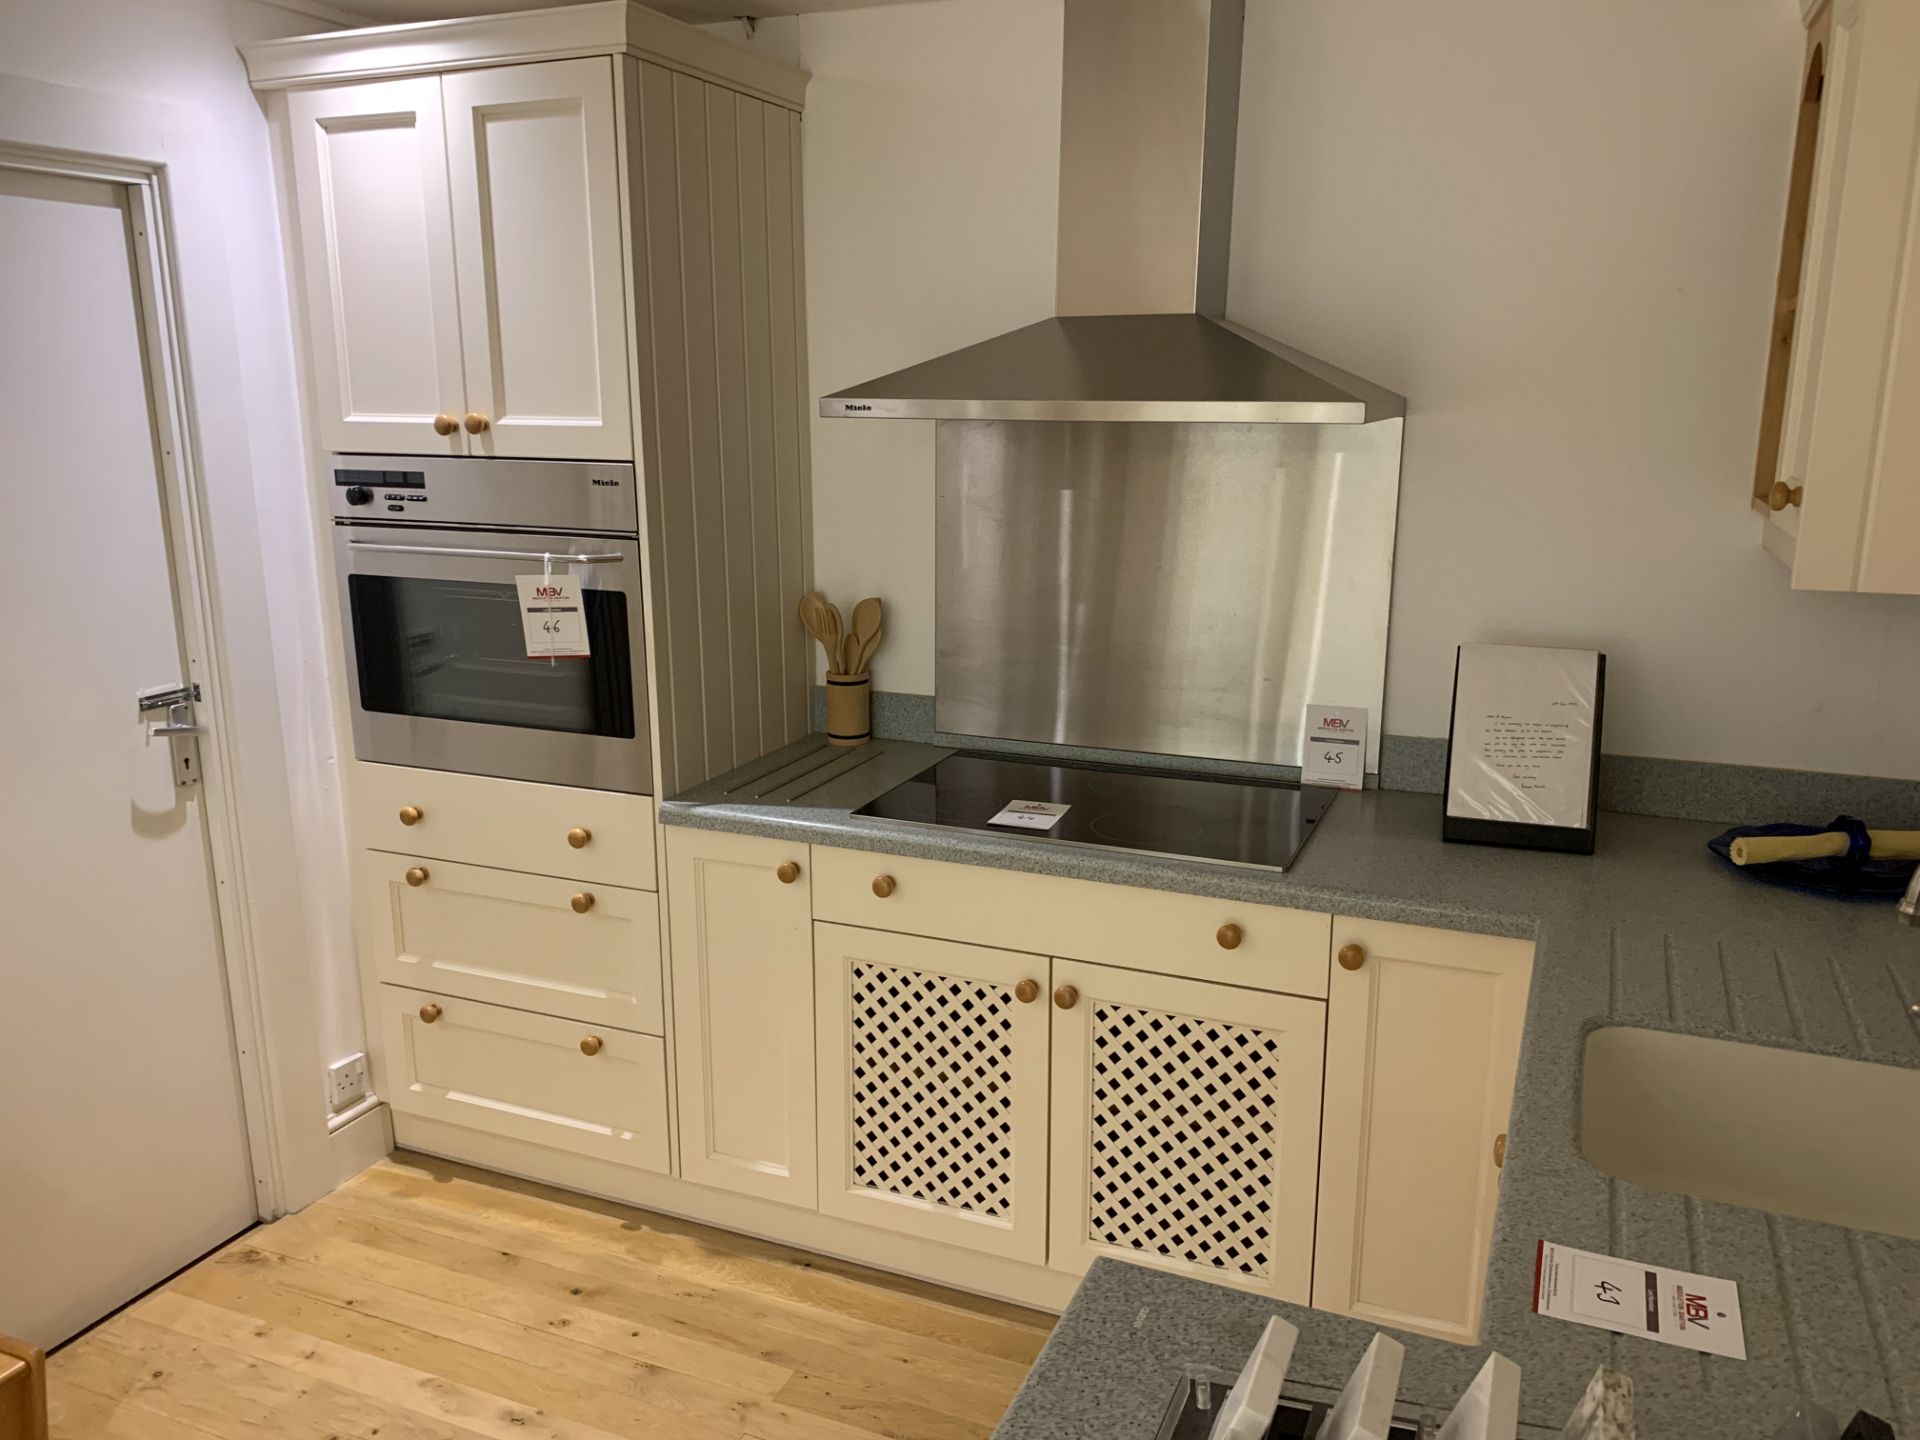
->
389, 1112, 1080, 1313
326, 1100, 395, 1195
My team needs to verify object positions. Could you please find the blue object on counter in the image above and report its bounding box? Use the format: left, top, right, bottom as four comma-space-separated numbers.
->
1708, 814, 1919, 899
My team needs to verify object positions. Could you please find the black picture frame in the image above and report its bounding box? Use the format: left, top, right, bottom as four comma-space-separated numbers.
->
1442, 647, 1605, 855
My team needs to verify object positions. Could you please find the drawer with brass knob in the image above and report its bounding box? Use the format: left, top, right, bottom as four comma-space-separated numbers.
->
811, 845, 1329, 998
352, 763, 656, 891
361, 852, 662, 1034
380, 985, 668, 1173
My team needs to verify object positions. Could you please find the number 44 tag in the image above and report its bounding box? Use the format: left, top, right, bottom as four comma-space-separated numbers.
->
516, 574, 591, 659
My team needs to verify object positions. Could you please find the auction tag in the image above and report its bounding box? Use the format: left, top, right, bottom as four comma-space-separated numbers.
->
988, 800, 1071, 831
1534, 1240, 1745, 1359
516, 574, 591, 659
1302, 705, 1367, 790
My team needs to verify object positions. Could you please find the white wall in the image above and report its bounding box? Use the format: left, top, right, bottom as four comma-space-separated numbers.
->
0, 0, 364, 1201
771, 0, 1920, 780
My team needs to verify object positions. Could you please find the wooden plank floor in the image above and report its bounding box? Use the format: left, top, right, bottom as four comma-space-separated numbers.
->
46, 1153, 1054, 1440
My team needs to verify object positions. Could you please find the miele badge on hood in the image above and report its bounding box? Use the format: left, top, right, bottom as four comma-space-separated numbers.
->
988, 800, 1071, 831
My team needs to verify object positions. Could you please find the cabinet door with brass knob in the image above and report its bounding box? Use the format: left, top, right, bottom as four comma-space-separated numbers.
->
358, 852, 661, 1033
813, 922, 1050, 1262
1046, 957, 1326, 1300
1314, 919, 1535, 1343
440, 59, 633, 463
285, 77, 467, 457
380, 985, 667, 1172
664, 829, 817, 1207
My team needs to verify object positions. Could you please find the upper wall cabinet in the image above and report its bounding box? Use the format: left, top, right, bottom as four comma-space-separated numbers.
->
287, 60, 632, 461
1754, 0, 1920, 594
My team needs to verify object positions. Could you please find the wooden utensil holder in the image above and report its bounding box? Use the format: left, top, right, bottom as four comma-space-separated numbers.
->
825, 672, 871, 747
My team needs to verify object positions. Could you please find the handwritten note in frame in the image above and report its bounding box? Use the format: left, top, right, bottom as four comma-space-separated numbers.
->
1443, 644, 1605, 854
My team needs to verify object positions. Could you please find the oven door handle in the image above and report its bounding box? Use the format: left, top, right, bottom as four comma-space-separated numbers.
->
345, 541, 628, 564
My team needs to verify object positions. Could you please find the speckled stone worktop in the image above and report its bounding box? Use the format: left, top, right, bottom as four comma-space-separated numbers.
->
663, 738, 1920, 1437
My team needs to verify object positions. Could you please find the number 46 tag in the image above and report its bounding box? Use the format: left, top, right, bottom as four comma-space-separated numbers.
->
516, 574, 591, 659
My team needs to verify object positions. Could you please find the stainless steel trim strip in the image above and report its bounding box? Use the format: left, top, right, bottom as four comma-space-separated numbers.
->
345, 541, 627, 563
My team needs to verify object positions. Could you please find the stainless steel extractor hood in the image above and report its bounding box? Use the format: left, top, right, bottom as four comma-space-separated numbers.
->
821, 0, 1404, 425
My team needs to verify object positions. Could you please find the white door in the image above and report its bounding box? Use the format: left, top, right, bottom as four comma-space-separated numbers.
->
286, 75, 467, 456
1047, 959, 1325, 1302
814, 923, 1050, 1262
442, 58, 633, 461
667, 829, 817, 1208
0, 167, 256, 1348
1314, 920, 1534, 1343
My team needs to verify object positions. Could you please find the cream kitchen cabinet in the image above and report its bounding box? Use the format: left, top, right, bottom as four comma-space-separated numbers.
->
1756, 0, 1920, 593
813, 922, 1052, 1263
356, 851, 663, 1034
1047, 959, 1325, 1302
1313, 917, 1534, 1343
666, 828, 817, 1207
380, 985, 669, 1171
285, 58, 632, 461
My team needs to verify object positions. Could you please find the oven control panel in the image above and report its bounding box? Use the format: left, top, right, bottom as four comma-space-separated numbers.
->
327, 454, 639, 534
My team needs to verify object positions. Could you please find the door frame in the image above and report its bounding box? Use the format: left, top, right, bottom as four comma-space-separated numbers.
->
0, 70, 354, 1218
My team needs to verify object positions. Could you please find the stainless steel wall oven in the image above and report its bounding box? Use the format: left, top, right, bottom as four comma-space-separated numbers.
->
328, 455, 651, 794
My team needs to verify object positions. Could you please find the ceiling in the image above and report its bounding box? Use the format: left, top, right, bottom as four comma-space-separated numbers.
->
303, 0, 933, 25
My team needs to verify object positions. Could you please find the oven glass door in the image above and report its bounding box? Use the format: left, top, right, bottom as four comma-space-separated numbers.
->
335, 526, 651, 793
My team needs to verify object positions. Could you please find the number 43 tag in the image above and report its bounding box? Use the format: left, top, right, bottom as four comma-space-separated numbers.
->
516, 574, 591, 659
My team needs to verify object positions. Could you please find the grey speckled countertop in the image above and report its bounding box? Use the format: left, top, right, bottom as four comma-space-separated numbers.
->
664, 738, 1920, 1437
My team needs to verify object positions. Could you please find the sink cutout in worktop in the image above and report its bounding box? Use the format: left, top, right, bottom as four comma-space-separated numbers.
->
1581, 1026, 1920, 1240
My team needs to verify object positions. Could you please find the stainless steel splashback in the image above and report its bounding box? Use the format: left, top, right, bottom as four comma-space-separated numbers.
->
935, 419, 1402, 770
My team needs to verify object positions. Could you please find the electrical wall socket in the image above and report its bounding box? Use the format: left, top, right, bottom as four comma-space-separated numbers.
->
327, 1052, 369, 1112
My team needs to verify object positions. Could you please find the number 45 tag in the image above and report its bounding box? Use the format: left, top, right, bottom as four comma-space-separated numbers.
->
516, 574, 591, 659
1302, 705, 1367, 790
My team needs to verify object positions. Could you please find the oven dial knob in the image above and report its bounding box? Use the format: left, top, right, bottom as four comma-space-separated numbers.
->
344, 485, 373, 506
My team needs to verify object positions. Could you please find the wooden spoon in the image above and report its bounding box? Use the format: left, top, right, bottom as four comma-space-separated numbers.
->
821, 601, 845, 675
848, 597, 883, 675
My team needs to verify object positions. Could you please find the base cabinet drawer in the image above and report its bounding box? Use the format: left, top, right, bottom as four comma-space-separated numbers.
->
358, 852, 663, 1033
812, 846, 1329, 998
1048, 959, 1324, 1301
1313, 918, 1534, 1342
379, 985, 668, 1172
353, 763, 657, 889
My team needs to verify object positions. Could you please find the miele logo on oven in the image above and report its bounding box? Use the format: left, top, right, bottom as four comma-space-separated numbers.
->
1318, 715, 1353, 732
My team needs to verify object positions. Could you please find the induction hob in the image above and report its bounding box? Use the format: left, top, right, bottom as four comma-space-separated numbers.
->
855, 752, 1337, 872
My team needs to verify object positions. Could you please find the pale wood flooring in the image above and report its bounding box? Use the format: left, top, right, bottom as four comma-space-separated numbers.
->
46, 1153, 1055, 1440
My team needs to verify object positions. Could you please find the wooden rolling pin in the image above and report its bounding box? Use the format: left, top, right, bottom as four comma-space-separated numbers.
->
1730, 830, 1920, 866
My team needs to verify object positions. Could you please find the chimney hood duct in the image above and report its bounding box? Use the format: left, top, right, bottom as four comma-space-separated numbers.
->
821, 0, 1404, 425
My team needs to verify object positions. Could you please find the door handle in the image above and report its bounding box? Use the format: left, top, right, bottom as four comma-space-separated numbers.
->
146, 720, 205, 737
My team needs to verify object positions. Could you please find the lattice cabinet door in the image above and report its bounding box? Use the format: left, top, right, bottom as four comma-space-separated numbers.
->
1047, 959, 1326, 1300
813, 923, 1051, 1262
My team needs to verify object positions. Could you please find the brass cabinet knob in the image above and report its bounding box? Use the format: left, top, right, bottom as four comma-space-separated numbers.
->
580, 1035, 604, 1056
1053, 984, 1079, 1010
1493, 1132, 1508, 1169
1768, 479, 1805, 512
464, 411, 490, 434
432, 414, 459, 436
398, 805, 424, 826
571, 892, 595, 914
776, 861, 801, 884
1216, 923, 1243, 950
1338, 943, 1366, 971
1014, 979, 1040, 1004
405, 866, 430, 887
567, 826, 592, 849
418, 1003, 442, 1023
871, 874, 897, 899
